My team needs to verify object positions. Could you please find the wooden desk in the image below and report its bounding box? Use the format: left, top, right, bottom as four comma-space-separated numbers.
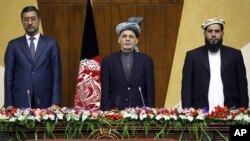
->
0, 122, 230, 140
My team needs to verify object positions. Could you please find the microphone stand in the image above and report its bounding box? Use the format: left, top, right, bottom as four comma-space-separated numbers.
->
27, 90, 32, 109
138, 86, 146, 109
0, 105, 4, 111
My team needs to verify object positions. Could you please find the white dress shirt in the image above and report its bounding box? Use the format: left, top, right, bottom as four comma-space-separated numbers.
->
208, 50, 224, 113
26, 33, 40, 51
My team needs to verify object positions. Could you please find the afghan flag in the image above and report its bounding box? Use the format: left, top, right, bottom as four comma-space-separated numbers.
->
74, 0, 101, 110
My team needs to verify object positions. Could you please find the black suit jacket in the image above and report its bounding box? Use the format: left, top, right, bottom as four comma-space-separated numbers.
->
100, 51, 155, 111
181, 45, 248, 110
4, 35, 62, 108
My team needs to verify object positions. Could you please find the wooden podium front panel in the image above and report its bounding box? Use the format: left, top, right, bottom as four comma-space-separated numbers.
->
1, 122, 229, 141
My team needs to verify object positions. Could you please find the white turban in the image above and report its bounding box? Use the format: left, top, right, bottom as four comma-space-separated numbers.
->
201, 18, 225, 29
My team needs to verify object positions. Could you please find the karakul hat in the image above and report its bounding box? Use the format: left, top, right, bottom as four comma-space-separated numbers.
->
116, 17, 143, 37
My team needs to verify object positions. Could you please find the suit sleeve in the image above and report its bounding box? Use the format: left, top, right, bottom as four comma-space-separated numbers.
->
4, 42, 14, 107
236, 51, 249, 108
145, 57, 155, 107
51, 40, 62, 106
181, 52, 193, 109
100, 58, 111, 111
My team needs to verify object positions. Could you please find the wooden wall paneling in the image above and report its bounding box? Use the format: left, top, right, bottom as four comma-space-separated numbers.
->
163, 4, 184, 102
38, 1, 86, 107
94, 0, 183, 4
93, 4, 113, 58
145, 5, 168, 107
38, 0, 183, 108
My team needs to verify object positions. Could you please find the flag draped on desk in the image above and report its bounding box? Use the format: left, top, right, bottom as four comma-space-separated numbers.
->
74, 0, 101, 110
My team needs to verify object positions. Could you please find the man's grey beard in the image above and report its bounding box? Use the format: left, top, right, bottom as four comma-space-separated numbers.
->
205, 39, 223, 52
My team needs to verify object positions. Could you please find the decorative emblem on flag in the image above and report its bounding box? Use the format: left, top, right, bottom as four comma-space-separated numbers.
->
75, 57, 101, 109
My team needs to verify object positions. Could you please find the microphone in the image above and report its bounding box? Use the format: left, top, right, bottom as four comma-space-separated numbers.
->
138, 86, 145, 109
27, 90, 32, 109
0, 105, 4, 111
37, 98, 40, 106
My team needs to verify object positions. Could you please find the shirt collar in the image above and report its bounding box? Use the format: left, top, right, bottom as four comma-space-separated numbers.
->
25, 33, 40, 41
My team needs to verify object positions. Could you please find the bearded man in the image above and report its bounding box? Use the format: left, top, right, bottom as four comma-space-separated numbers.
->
181, 18, 248, 113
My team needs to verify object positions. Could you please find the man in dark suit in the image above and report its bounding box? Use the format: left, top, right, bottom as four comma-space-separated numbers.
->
181, 18, 248, 112
4, 6, 62, 110
100, 17, 155, 111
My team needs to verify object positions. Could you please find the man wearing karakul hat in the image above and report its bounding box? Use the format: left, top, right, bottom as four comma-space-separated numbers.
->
100, 17, 155, 111
181, 18, 249, 113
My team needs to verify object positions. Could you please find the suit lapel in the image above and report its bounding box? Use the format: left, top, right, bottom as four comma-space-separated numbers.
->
200, 46, 228, 74
220, 46, 228, 73
20, 36, 34, 63
33, 35, 46, 64
200, 47, 210, 73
